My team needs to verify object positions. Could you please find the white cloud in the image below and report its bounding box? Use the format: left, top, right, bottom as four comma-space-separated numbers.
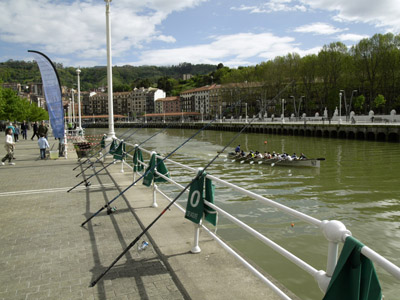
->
294, 22, 345, 35
301, 0, 400, 32
126, 32, 318, 67
0, 0, 206, 64
231, 0, 307, 13
337, 33, 369, 42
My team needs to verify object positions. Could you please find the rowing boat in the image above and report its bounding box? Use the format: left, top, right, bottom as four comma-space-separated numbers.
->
227, 152, 323, 168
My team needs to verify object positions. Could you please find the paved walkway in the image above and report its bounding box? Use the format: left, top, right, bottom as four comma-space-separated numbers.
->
0, 137, 286, 300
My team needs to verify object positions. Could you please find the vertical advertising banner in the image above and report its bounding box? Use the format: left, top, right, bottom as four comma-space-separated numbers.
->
28, 50, 65, 139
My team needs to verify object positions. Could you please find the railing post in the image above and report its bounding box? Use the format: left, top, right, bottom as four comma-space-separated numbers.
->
326, 241, 339, 276
318, 220, 351, 292
152, 182, 158, 208
191, 222, 201, 253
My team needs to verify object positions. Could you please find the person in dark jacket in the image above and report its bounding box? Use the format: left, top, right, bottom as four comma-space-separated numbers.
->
38, 121, 48, 139
21, 121, 28, 140
31, 121, 39, 140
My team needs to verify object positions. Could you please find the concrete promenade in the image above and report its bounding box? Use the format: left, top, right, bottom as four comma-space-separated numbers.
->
0, 137, 285, 300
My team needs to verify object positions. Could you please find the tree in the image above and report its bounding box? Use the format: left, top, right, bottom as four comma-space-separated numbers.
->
353, 95, 365, 113
373, 94, 386, 112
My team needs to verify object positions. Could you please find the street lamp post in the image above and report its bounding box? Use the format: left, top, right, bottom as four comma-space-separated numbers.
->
281, 99, 285, 123
76, 68, 82, 132
105, 0, 115, 139
339, 92, 342, 124
71, 89, 75, 125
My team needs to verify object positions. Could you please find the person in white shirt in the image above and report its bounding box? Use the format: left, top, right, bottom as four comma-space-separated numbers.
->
1, 128, 15, 165
38, 135, 50, 160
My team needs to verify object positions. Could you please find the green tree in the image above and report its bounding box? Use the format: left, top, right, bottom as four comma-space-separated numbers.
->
373, 94, 386, 112
353, 95, 365, 113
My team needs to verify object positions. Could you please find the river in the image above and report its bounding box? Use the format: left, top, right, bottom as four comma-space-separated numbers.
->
86, 127, 400, 300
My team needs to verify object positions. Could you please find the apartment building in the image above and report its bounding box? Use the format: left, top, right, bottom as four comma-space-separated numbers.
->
155, 96, 180, 114
83, 87, 166, 117
180, 84, 218, 117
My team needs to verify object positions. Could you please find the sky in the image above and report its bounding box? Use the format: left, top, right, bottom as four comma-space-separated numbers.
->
0, 0, 399, 68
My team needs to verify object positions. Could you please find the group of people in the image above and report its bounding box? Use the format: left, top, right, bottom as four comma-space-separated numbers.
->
234, 145, 307, 161
1, 121, 50, 165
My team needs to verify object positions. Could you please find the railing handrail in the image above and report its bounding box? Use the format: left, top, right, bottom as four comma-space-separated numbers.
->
112, 139, 400, 297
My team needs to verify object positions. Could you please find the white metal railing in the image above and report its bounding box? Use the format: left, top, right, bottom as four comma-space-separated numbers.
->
107, 139, 400, 299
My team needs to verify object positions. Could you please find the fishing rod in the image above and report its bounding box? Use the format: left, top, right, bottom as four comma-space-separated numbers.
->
67, 125, 169, 193
81, 114, 223, 228
75, 124, 146, 177
73, 125, 143, 171
89, 109, 264, 287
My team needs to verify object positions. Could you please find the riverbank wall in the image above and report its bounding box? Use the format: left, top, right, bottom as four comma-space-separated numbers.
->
85, 121, 400, 142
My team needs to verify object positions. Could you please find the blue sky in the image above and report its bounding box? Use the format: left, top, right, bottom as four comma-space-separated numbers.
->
0, 0, 399, 68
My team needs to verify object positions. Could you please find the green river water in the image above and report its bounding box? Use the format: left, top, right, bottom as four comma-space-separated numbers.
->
86, 127, 400, 300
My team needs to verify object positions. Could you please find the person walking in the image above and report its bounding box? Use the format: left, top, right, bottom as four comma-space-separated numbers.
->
1, 128, 15, 165
31, 122, 39, 140
13, 124, 20, 142
38, 121, 48, 139
38, 135, 50, 160
6, 122, 15, 136
21, 121, 28, 140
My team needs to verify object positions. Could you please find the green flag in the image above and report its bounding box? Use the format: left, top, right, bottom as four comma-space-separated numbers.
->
109, 139, 118, 155
100, 135, 106, 149
185, 171, 206, 224
143, 153, 171, 186
113, 141, 125, 161
323, 236, 382, 300
143, 153, 156, 187
204, 177, 217, 226
133, 148, 144, 172
154, 156, 170, 183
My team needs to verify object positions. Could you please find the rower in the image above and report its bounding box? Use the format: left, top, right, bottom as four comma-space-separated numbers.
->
235, 144, 241, 154
299, 153, 307, 160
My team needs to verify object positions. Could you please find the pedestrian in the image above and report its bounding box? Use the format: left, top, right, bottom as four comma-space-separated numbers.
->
1, 128, 15, 165
38, 135, 50, 160
6, 122, 15, 136
13, 124, 20, 142
21, 120, 28, 140
38, 121, 48, 139
31, 121, 39, 140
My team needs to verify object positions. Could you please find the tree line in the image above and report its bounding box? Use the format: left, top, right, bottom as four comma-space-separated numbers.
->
218, 33, 400, 116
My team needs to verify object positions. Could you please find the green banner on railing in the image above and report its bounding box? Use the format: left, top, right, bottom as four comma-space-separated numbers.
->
185, 171, 217, 226
323, 236, 382, 300
133, 148, 144, 172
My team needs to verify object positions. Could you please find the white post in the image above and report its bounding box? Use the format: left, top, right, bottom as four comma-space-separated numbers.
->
105, 0, 115, 140
71, 89, 75, 125
191, 223, 201, 253
282, 99, 285, 123
76, 68, 82, 132
339, 93, 342, 125
219, 105, 222, 123
152, 183, 158, 208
